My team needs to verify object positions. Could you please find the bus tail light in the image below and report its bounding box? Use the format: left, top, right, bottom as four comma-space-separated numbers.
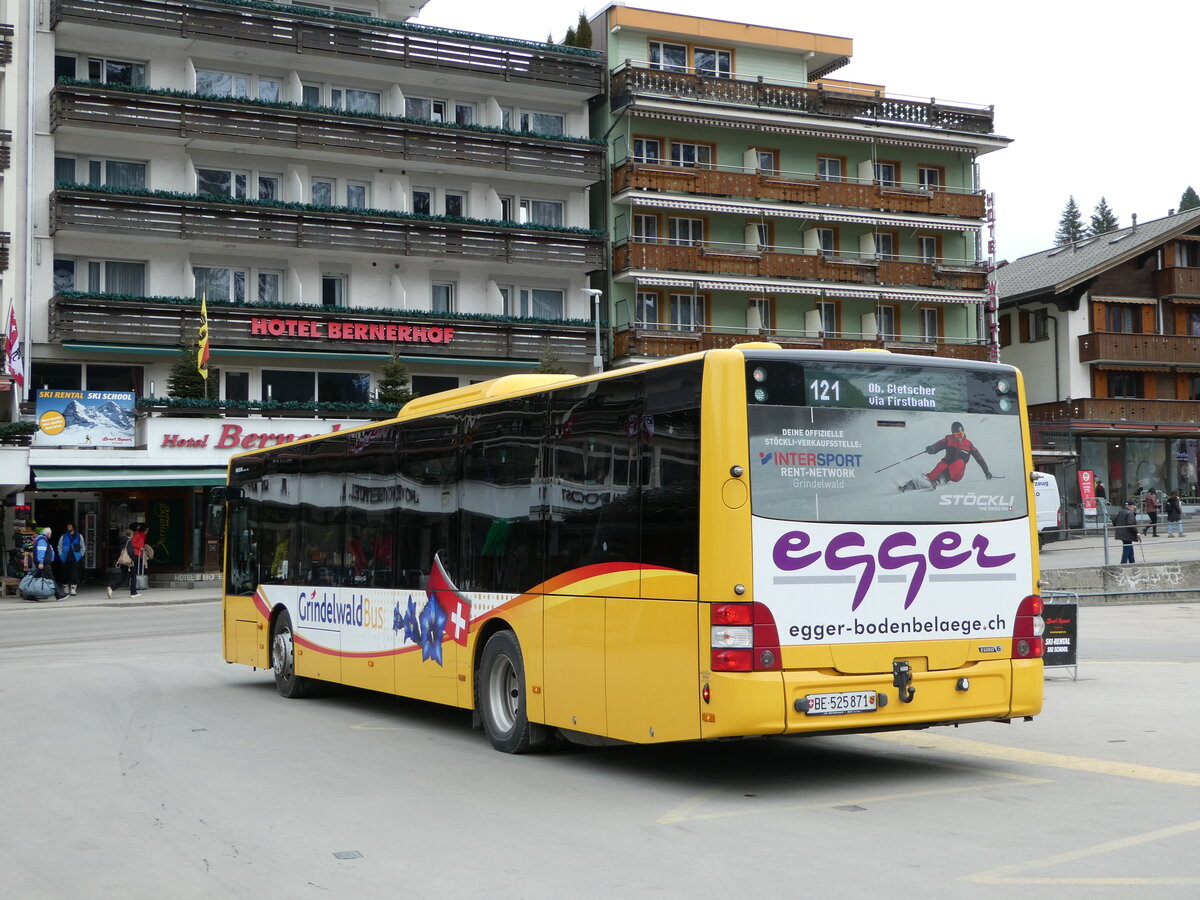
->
711, 602, 781, 671
1012, 594, 1045, 659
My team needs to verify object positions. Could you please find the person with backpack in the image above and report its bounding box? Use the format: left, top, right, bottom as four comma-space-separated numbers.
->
1165, 490, 1184, 537
57, 522, 85, 596
28, 527, 67, 601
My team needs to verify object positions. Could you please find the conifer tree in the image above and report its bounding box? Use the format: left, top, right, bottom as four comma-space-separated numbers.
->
1054, 196, 1086, 245
562, 25, 576, 46
574, 11, 593, 49
1180, 186, 1200, 212
1089, 196, 1119, 235
375, 349, 412, 408
167, 342, 216, 400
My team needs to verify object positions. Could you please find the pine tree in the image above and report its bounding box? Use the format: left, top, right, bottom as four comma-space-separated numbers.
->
1054, 196, 1087, 245
574, 11, 592, 49
1180, 186, 1200, 212
375, 349, 412, 408
167, 342, 215, 400
562, 25, 576, 46
1089, 196, 1119, 235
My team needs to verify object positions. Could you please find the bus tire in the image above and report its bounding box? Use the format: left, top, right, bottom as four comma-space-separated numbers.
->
478, 630, 549, 753
272, 611, 314, 699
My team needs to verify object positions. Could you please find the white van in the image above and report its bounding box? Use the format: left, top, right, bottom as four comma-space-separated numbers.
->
1031, 471, 1062, 544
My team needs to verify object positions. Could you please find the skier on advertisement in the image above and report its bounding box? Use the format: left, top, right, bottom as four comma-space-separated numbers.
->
899, 421, 993, 491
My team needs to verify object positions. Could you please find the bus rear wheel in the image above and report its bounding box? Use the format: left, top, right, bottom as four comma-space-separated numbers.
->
478, 631, 549, 753
272, 611, 314, 699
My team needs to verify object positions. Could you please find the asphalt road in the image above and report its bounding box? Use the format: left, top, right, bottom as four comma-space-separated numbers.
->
1, 602, 1197, 899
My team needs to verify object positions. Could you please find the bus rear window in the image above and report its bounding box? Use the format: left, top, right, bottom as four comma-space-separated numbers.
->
745, 359, 1028, 525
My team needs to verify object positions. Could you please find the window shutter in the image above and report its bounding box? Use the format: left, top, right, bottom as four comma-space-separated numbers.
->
1019, 310, 1030, 343
999, 314, 1012, 347
1092, 303, 1105, 331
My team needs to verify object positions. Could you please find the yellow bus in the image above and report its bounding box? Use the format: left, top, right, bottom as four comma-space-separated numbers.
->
221, 345, 1043, 752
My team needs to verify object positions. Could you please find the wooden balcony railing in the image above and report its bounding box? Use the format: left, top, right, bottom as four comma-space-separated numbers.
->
0, 24, 11, 66
50, 189, 607, 269
1029, 398, 1200, 426
1078, 331, 1200, 364
612, 162, 985, 219
0, 232, 9, 272
1154, 267, 1200, 299
51, 84, 605, 182
0, 129, 10, 171
611, 64, 995, 134
613, 328, 988, 362
51, 0, 604, 92
49, 295, 607, 365
614, 241, 987, 292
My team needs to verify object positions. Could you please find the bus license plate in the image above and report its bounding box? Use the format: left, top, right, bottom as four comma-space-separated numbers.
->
804, 691, 878, 716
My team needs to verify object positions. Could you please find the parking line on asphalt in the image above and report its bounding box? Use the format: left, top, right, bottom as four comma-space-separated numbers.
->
869, 731, 1200, 786
963, 820, 1200, 885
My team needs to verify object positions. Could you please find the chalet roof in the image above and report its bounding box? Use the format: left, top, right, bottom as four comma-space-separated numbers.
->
996, 207, 1200, 304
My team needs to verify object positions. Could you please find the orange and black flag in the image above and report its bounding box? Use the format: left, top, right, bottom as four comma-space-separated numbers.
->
197, 293, 211, 380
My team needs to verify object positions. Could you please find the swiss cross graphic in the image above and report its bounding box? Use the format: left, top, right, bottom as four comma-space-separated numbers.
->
428, 552, 471, 647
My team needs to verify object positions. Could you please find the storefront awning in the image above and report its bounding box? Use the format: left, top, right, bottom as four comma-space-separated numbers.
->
33, 466, 228, 490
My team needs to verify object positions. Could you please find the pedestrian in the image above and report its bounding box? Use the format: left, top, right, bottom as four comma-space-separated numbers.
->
1095, 480, 1106, 500
29, 527, 68, 601
1113, 500, 1141, 564
56, 522, 85, 595
106, 527, 137, 598
130, 523, 148, 596
1142, 488, 1160, 536
1165, 490, 1184, 537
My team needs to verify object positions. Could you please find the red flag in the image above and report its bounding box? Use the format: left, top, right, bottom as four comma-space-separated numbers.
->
5, 305, 23, 388
427, 553, 471, 646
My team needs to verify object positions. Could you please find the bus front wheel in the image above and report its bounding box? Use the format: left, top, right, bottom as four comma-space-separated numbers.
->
272, 611, 314, 699
478, 631, 549, 753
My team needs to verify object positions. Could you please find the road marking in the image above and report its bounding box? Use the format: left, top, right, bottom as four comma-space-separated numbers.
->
869, 732, 1200, 786
963, 820, 1200, 885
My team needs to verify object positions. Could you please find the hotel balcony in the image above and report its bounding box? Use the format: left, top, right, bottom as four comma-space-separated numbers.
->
0, 23, 11, 66
613, 327, 988, 364
1078, 332, 1200, 365
613, 161, 985, 219
610, 62, 996, 135
51, 83, 605, 184
49, 294, 607, 367
0, 129, 10, 171
1028, 398, 1200, 428
614, 240, 987, 293
0, 232, 8, 272
1154, 267, 1200, 299
51, 0, 604, 92
50, 187, 607, 269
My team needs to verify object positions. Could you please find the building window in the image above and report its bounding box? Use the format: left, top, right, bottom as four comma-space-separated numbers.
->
519, 111, 565, 135
815, 228, 836, 254
633, 137, 661, 163
1028, 309, 1050, 342
749, 296, 773, 333
874, 161, 899, 186
1186, 311, 1200, 337
346, 182, 369, 209
817, 300, 838, 335
649, 41, 688, 72
633, 214, 659, 242
694, 47, 732, 78
322, 275, 347, 307
225, 372, 250, 402
670, 141, 713, 168
752, 222, 771, 249
668, 217, 704, 245
755, 149, 779, 174
520, 199, 563, 227
311, 179, 334, 206
30, 362, 83, 391
817, 156, 844, 181
635, 291, 660, 329
58, 157, 146, 190
193, 266, 281, 304
875, 232, 897, 260
454, 103, 475, 125
668, 294, 704, 328
917, 235, 940, 263
54, 258, 145, 295
405, 97, 446, 121
302, 83, 322, 107
197, 168, 249, 199
196, 69, 250, 98
1106, 305, 1139, 333
55, 55, 78, 80
432, 282, 455, 313
1108, 372, 1143, 399
918, 166, 944, 190
87, 57, 146, 86
258, 175, 280, 200
445, 192, 465, 217
413, 189, 433, 215
262, 370, 370, 403
339, 89, 381, 114
877, 304, 898, 341
519, 288, 564, 319
919, 307, 940, 342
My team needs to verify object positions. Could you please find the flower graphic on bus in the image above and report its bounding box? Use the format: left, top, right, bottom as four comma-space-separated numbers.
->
390, 553, 472, 668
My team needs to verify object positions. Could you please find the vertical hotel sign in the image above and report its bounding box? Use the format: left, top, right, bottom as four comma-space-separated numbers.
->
34, 390, 137, 447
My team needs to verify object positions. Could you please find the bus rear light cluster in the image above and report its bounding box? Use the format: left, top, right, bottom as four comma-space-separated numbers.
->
1012, 594, 1045, 659
711, 602, 781, 671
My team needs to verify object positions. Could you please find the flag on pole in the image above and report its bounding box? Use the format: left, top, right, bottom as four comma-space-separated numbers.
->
197, 293, 210, 380
5, 304, 23, 388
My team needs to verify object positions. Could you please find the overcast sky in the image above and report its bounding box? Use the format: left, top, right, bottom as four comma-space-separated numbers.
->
412, 0, 1194, 262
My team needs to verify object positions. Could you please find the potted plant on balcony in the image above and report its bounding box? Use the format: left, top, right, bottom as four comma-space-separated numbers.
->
0, 420, 38, 447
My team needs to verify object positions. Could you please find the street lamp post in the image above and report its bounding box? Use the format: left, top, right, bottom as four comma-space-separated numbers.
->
582, 288, 604, 373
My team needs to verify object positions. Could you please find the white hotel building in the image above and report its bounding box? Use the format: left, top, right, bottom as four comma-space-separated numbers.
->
0, 0, 605, 577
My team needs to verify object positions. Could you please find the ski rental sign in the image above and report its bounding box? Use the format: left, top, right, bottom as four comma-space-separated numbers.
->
34, 390, 137, 447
